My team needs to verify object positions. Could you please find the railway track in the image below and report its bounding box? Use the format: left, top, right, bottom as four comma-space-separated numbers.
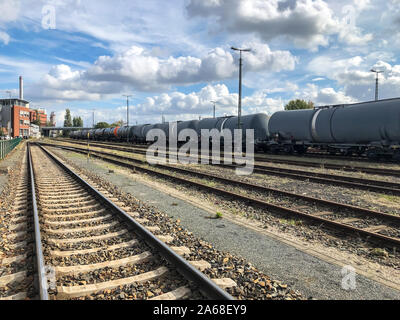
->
7, 144, 236, 300
59, 137, 400, 167
0, 149, 35, 300
40, 142, 400, 250
52, 139, 400, 196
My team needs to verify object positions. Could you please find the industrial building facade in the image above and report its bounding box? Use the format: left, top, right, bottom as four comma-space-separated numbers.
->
0, 77, 48, 138
29, 109, 47, 127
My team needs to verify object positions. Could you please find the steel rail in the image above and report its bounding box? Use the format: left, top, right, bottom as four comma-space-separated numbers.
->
27, 143, 49, 300
36, 143, 234, 300
39, 142, 400, 224
50, 139, 400, 195
39, 142, 400, 248
62, 138, 400, 172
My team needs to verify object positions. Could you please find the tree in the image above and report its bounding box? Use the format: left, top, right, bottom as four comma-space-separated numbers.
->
32, 119, 41, 126
73, 116, 83, 127
31, 110, 41, 126
64, 109, 73, 127
95, 122, 110, 129
63, 109, 73, 136
284, 99, 314, 110
111, 120, 124, 127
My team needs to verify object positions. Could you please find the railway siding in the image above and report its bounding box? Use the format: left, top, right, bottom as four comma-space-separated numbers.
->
48, 144, 400, 300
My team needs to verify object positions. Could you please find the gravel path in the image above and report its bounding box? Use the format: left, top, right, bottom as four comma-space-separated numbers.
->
0, 142, 25, 195
53, 147, 400, 300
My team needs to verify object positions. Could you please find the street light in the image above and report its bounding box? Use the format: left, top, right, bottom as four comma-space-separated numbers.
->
210, 100, 217, 118
231, 47, 251, 129
92, 109, 95, 128
122, 94, 132, 142
370, 69, 383, 101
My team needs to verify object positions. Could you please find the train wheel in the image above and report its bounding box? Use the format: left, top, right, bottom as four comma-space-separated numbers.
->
393, 151, 400, 161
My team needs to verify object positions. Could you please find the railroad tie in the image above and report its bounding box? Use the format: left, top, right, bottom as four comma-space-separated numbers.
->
146, 226, 160, 233
47, 229, 128, 244
56, 266, 169, 299
1, 254, 28, 265
171, 246, 191, 256
41, 199, 97, 208
136, 218, 149, 224
211, 278, 237, 289
44, 221, 119, 234
8, 241, 28, 250
42, 208, 106, 219
338, 217, 361, 224
44, 214, 112, 226
189, 260, 211, 271
362, 225, 388, 233
0, 271, 27, 286
42, 203, 103, 213
311, 211, 332, 217
157, 235, 174, 244
0, 292, 27, 300
6, 231, 27, 240
10, 216, 29, 224
149, 286, 192, 300
50, 239, 138, 257
9, 222, 28, 231
54, 251, 153, 276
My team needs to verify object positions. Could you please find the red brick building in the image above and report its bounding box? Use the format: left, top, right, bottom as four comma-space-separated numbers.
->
30, 109, 47, 127
0, 99, 30, 138
12, 102, 30, 138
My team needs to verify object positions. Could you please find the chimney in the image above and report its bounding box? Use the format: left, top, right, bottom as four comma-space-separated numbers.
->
19, 76, 23, 100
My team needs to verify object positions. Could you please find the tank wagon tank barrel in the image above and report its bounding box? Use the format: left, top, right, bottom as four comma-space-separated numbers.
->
67, 97, 400, 160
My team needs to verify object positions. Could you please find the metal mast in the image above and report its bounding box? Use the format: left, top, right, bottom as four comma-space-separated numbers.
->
231, 47, 251, 129
122, 94, 132, 142
210, 100, 216, 118
370, 69, 383, 101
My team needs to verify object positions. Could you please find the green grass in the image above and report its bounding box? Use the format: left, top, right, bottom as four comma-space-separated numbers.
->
280, 218, 303, 226
371, 248, 389, 257
380, 194, 400, 203
215, 212, 223, 219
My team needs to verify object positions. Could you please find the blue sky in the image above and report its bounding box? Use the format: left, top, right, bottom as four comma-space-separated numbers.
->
0, 0, 399, 126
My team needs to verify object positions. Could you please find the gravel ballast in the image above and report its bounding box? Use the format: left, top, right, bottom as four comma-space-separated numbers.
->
50, 147, 400, 300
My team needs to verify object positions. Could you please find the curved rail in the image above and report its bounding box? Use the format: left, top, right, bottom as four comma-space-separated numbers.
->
39, 142, 400, 249
46, 139, 400, 195
37, 143, 234, 300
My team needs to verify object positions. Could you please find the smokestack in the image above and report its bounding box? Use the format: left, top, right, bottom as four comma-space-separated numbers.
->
19, 76, 23, 100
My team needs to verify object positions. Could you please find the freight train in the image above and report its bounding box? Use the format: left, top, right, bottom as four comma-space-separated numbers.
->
69, 98, 400, 160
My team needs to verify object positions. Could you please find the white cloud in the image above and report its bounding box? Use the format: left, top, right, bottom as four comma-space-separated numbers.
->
47, 83, 284, 126
26, 43, 296, 102
0, 31, 10, 44
186, 0, 372, 50
121, 83, 282, 122
307, 56, 400, 102
0, 0, 20, 45
301, 83, 358, 106
0, 0, 20, 24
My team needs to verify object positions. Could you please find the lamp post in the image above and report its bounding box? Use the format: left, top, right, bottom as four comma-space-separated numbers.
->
210, 100, 217, 118
122, 94, 132, 142
370, 69, 383, 101
231, 47, 251, 130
